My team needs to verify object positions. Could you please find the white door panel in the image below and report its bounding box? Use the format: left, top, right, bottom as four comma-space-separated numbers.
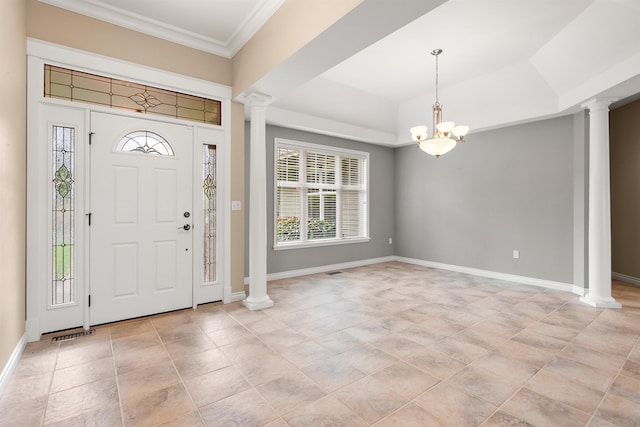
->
90, 112, 193, 325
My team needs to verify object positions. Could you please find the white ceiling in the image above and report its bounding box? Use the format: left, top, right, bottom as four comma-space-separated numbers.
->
40, 0, 640, 146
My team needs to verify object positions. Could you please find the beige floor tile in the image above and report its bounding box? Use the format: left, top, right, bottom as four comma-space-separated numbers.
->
543, 356, 617, 392
511, 329, 569, 353
13, 352, 57, 377
121, 383, 196, 427
283, 395, 367, 427
333, 344, 398, 375
2, 265, 639, 427
43, 403, 122, 427
404, 347, 467, 380
44, 377, 119, 425
50, 356, 115, 393
482, 410, 534, 426
257, 371, 326, 415
173, 347, 231, 379
218, 336, 276, 362
471, 352, 538, 384
154, 411, 203, 427
0, 395, 46, 427
280, 340, 337, 367
184, 365, 250, 408
494, 339, 555, 368
333, 376, 408, 424
114, 343, 171, 374
258, 327, 308, 351
444, 365, 520, 407
375, 402, 445, 427
413, 382, 497, 426
313, 330, 363, 353
109, 319, 155, 340
594, 393, 640, 427
371, 334, 427, 359
500, 388, 591, 427
200, 387, 277, 426
525, 369, 604, 414
117, 360, 181, 400
301, 356, 366, 392
164, 334, 216, 360
372, 361, 439, 399
111, 331, 162, 356
608, 373, 640, 405
430, 336, 491, 364
560, 343, 627, 374
236, 352, 301, 386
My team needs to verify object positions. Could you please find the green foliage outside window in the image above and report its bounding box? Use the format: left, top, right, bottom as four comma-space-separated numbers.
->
277, 216, 336, 241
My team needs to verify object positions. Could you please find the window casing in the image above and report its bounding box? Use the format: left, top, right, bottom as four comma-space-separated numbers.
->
274, 138, 369, 249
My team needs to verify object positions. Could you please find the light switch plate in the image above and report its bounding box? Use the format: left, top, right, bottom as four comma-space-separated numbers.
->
231, 200, 241, 211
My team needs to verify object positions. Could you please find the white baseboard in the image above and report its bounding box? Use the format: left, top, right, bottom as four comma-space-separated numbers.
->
395, 256, 577, 294
230, 291, 246, 302
612, 272, 640, 286
265, 256, 396, 281
0, 333, 27, 398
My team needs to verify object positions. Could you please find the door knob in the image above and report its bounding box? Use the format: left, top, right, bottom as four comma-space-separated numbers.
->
179, 224, 191, 231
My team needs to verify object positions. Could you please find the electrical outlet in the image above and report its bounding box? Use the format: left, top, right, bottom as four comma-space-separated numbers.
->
388, 238, 393, 244
231, 200, 241, 211
513, 250, 520, 259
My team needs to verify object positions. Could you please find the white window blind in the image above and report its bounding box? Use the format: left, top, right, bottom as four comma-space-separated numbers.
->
275, 138, 369, 248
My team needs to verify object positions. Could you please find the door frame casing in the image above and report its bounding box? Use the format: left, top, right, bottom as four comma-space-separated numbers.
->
26, 39, 232, 341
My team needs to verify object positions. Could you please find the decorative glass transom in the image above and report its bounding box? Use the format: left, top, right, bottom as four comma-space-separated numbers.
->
116, 131, 175, 156
203, 144, 217, 282
44, 64, 222, 126
52, 126, 75, 306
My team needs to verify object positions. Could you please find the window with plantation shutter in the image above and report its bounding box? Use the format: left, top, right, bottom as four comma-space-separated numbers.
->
274, 138, 369, 249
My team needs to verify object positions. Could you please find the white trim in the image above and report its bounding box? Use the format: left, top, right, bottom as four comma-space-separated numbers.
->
265, 256, 395, 281
37, 0, 285, 58
395, 256, 578, 294
612, 272, 640, 286
0, 333, 27, 398
231, 291, 247, 303
274, 237, 371, 251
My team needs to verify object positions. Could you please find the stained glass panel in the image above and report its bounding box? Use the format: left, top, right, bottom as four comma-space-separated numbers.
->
52, 126, 75, 306
203, 145, 216, 282
116, 131, 175, 156
44, 65, 222, 126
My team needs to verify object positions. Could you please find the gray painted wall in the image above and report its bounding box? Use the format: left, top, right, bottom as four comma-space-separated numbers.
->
394, 116, 575, 283
245, 124, 396, 276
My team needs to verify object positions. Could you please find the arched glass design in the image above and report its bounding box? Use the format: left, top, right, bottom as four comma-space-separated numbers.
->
116, 130, 175, 156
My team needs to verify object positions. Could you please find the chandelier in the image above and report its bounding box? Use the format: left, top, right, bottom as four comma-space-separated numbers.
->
410, 49, 469, 158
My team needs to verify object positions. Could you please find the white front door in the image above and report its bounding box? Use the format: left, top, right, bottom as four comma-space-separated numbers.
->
89, 112, 194, 325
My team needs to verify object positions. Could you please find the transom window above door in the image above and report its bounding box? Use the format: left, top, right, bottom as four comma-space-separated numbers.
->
44, 64, 222, 126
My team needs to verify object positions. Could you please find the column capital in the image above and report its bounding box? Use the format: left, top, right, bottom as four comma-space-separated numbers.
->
245, 92, 272, 107
581, 97, 619, 112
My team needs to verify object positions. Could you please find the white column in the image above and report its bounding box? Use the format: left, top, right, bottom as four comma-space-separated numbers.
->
243, 93, 274, 311
580, 98, 621, 308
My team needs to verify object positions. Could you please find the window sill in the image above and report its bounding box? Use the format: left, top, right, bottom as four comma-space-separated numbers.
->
273, 237, 371, 251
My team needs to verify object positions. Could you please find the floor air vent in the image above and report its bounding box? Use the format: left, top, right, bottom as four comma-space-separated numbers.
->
52, 329, 95, 343
327, 271, 343, 275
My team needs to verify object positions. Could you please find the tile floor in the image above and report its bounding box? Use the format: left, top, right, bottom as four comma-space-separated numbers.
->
1, 262, 639, 426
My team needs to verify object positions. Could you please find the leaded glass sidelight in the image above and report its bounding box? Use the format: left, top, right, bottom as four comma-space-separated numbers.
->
52, 126, 75, 305
116, 130, 174, 156
203, 145, 217, 282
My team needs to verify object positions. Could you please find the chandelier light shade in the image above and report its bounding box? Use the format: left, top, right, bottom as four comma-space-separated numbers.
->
410, 49, 469, 158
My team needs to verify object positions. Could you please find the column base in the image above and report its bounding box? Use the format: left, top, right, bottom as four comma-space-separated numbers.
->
242, 295, 274, 311
579, 294, 622, 308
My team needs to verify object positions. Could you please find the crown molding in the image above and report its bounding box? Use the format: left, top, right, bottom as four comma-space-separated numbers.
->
39, 0, 284, 58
